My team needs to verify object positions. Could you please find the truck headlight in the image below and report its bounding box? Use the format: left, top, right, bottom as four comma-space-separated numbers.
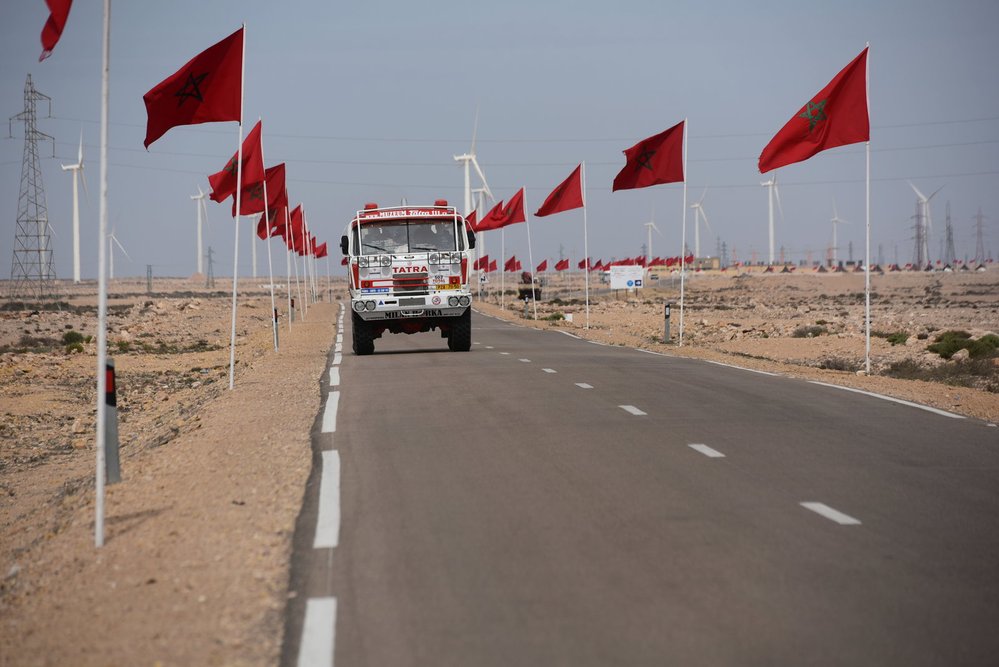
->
450, 253, 461, 264
379, 255, 392, 267
448, 296, 460, 307
352, 301, 365, 313
428, 252, 440, 264
364, 300, 376, 311
458, 296, 470, 306
357, 257, 369, 268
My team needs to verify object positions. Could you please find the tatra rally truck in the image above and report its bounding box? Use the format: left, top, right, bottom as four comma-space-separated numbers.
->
340, 200, 476, 355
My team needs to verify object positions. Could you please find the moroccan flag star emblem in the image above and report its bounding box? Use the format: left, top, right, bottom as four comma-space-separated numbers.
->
175, 72, 208, 107
637, 149, 656, 171
798, 99, 827, 132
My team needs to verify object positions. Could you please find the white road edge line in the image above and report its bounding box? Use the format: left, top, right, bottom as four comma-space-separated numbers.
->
800, 502, 862, 525
332, 353, 342, 366
703, 359, 779, 376
298, 597, 337, 667
689, 444, 725, 458
575, 382, 593, 389
334, 342, 342, 353
808, 381, 966, 419
313, 450, 341, 549
542, 368, 557, 374
329, 367, 340, 387
619, 405, 647, 416
556, 330, 582, 340
321, 391, 339, 433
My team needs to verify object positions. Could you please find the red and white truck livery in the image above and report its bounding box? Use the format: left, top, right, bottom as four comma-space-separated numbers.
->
340, 200, 476, 355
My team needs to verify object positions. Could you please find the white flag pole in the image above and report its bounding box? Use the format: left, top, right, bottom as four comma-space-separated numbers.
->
864, 43, 872, 375
250, 204, 257, 279
582, 161, 590, 329
258, 174, 277, 352
523, 189, 539, 320
679, 118, 688, 347
501, 229, 506, 310
94, 0, 112, 548
284, 205, 292, 330
227, 24, 246, 391
300, 208, 309, 318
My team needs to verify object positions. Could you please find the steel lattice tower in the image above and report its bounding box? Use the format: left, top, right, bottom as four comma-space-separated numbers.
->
9, 74, 56, 298
944, 201, 957, 265
973, 207, 987, 265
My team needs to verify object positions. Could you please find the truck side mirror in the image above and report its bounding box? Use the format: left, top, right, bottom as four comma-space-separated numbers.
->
340, 235, 349, 255
466, 229, 476, 250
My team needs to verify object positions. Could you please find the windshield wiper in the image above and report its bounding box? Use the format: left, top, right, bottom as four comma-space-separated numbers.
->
362, 242, 389, 253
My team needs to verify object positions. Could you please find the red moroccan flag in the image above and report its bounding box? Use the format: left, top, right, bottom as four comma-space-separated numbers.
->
39, 0, 73, 61
208, 120, 265, 205
759, 47, 870, 173
578, 258, 590, 270
536, 259, 548, 273
315, 242, 328, 259
341, 257, 348, 266
535, 164, 584, 217
286, 205, 305, 251
143, 27, 243, 148
256, 203, 288, 240
593, 259, 604, 271
487, 259, 498, 273
500, 188, 526, 227
555, 258, 569, 271
235, 163, 286, 216
612, 121, 685, 191
465, 209, 477, 229
476, 200, 505, 231
504, 255, 518, 272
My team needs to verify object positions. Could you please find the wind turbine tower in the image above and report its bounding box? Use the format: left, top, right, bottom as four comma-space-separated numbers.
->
8, 74, 56, 297
829, 199, 850, 267
453, 110, 492, 217
643, 205, 662, 263
760, 173, 783, 264
689, 189, 714, 259
191, 186, 208, 274
909, 182, 941, 268
61, 132, 87, 283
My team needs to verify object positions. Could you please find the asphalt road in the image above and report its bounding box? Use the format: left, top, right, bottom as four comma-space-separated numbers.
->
284, 307, 999, 667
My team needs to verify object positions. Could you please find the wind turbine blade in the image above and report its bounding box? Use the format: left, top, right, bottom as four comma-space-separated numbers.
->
773, 182, 785, 223
697, 187, 707, 206
908, 181, 928, 202
112, 235, 132, 262
77, 130, 84, 164
79, 164, 90, 204
700, 207, 714, 235
832, 196, 839, 221
927, 185, 944, 201
46, 222, 59, 238
471, 156, 493, 201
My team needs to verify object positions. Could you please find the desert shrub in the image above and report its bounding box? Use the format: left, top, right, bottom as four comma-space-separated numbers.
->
927, 330, 974, 359
917, 332, 929, 340
64, 324, 74, 330
65, 342, 84, 354
62, 330, 84, 345
542, 312, 565, 321
116, 340, 131, 353
967, 334, 999, 359
819, 357, 859, 372
883, 357, 998, 391
886, 332, 909, 346
815, 319, 828, 325
792, 325, 828, 338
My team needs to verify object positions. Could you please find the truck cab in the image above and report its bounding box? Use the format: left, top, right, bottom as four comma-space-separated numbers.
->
341, 200, 475, 355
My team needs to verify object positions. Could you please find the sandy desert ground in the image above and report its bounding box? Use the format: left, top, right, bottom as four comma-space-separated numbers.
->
1, 267, 996, 665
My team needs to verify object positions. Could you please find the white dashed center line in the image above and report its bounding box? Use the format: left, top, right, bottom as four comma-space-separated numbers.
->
542, 368, 557, 374
800, 502, 862, 525
619, 405, 647, 416
313, 450, 341, 549
500, 352, 511, 355
519, 358, 531, 363
688, 444, 725, 458
298, 597, 337, 667
485, 346, 494, 349
575, 382, 593, 389
321, 391, 339, 433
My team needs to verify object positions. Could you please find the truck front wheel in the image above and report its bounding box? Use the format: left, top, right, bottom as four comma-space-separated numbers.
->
352, 311, 375, 355
448, 308, 472, 352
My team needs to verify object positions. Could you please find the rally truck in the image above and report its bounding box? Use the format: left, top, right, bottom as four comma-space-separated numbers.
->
340, 200, 476, 355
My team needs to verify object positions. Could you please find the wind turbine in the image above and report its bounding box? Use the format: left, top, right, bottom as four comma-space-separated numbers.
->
191, 185, 208, 274
60, 131, 88, 283
829, 198, 850, 267
643, 204, 663, 263
760, 172, 784, 264
108, 227, 131, 281
689, 188, 714, 259
453, 108, 493, 216
909, 181, 942, 267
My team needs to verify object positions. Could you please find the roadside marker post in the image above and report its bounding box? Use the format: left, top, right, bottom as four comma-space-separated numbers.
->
104, 359, 121, 484
664, 302, 672, 343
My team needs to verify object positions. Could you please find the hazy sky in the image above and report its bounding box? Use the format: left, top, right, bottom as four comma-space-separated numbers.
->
1, 0, 997, 279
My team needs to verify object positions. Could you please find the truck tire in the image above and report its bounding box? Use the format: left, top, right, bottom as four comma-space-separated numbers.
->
352, 311, 375, 355
448, 308, 472, 352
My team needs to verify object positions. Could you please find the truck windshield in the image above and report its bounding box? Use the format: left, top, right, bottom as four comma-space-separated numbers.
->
358, 219, 458, 254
